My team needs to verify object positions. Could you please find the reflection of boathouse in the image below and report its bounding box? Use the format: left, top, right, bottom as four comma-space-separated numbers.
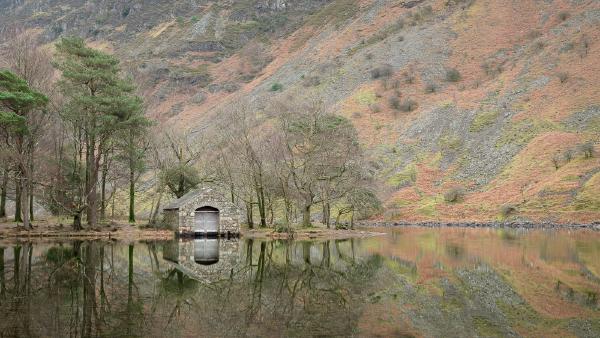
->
163, 239, 241, 283
162, 184, 242, 236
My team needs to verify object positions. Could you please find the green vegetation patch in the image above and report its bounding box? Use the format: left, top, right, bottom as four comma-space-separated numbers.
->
416, 197, 440, 217
356, 89, 377, 105
473, 316, 505, 337
387, 164, 417, 188
439, 133, 462, 151
470, 111, 499, 132
307, 0, 359, 26
221, 21, 261, 50
348, 19, 405, 55
574, 172, 600, 211
496, 118, 557, 147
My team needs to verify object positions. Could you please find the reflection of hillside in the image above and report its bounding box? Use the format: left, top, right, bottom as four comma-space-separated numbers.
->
364, 227, 600, 319
0, 230, 599, 337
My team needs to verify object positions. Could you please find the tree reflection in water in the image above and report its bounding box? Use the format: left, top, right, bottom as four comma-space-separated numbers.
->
0, 238, 380, 337
0, 228, 599, 337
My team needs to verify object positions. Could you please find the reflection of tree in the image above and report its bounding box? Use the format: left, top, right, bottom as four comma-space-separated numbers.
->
0, 239, 382, 337
213, 239, 383, 336
0, 247, 5, 297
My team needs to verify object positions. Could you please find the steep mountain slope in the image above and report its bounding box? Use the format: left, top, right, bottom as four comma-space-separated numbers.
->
1, 0, 598, 223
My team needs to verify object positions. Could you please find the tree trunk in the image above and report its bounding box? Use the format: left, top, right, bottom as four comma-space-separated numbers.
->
14, 178, 22, 223
302, 203, 311, 228
0, 169, 7, 218
149, 190, 162, 225
73, 210, 83, 231
85, 133, 100, 227
100, 154, 108, 221
246, 201, 254, 229
128, 166, 135, 224
28, 157, 34, 222
28, 190, 34, 222
322, 202, 331, 228
21, 176, 31, 229
0, 247, 5, 297
256, 185, 267, 228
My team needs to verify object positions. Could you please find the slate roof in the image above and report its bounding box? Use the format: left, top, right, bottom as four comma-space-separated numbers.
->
163, 189, 202, 210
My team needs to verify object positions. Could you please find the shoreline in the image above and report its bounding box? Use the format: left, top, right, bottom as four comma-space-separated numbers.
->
2, 220, 600, 243
356, 220, 600, 230
241, 228, 385, 240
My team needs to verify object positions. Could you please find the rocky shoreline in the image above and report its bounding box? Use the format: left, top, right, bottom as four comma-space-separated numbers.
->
356, 220, 600, 230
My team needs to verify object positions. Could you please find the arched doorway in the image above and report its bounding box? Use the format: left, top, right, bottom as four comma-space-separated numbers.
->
194, 206, 219, 235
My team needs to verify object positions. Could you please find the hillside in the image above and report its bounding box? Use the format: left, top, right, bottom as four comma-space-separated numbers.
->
1, 0, 599, 223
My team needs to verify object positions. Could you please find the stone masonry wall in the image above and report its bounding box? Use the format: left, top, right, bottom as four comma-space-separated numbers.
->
176, 186, 243, 234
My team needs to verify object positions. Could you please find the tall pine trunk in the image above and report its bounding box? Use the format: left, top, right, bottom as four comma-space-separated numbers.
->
128, 166, 135, 224
85, 133, 100, 227
21, 176, 30, 229
100, 153, 108, 221
0, 169, 7, 218
28, 155, 34, 222
14, 178, 22, 223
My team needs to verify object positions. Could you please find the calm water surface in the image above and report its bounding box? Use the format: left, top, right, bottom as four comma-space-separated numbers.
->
1, 227, 600, 337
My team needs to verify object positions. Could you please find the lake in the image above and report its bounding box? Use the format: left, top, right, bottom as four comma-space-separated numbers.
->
1, 227, 599, 337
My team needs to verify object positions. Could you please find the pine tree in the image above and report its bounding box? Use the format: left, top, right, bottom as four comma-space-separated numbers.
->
0, 70, 49, 229
54, 37, 148, 228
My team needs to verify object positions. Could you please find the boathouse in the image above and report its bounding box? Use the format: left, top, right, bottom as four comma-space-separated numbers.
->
162, 184, 242, 236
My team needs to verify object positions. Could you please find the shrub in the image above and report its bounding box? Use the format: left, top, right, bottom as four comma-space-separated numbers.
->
500, 204, 517, 218
122, 7, 131, 18
561, 42, 575, 52
563, 149, 573, 162
191, 16, 199, 24
558, 11, 570, 21
425, 83, 437, 93
580, 36, 590, 57
557, 72, 568, 83
527, 30, 542, 40
381, 79, 400, 90
445, 68, 461, 82
444, 186, 465, 203
398, 35, 405, 42
403, 71, 415, 84
533, 40, 545, 51
551, 153, 561, 170
369, 103, 381, 113
481, 60, 503, 76
303, 76, 320, 87
577, 142, 594, 158
399, 99, 418, 112
389, 97, 401, 110
371, 64, 393, 79
270, 83, 283, 92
